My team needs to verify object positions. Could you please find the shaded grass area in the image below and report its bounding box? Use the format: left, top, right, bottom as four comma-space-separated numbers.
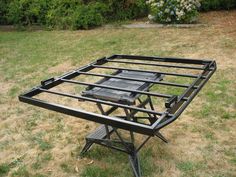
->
80, 146, 159, 177
0, 11, 236, 177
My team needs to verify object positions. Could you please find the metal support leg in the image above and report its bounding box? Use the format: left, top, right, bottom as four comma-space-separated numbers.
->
129, 148, 141, 177
80, 140, 93, 155
124, 108, 135, 143
137, 97, 156, 124
155, 131, 168, 143
97, 103, 110, 139
147, 95, 157, 119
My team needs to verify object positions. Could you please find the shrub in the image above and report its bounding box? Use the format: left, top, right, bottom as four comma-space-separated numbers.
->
71, 2, 108, 29
45, 0, 82, 29
0, 0, 12, 25
8, 0, 49, 26
45, 1, 108, 29
105, 0, 148, 21
3, 0, 148, 29
146, 0, 201, 24
201, 0, 236, 11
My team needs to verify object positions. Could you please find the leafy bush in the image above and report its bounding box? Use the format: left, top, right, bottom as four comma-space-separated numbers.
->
45, 1, 105, 29
3, 0, 148, 29
71, 2, 108, 29
201, 0, 236, 11
146, 0, 201, 24
0, 0, 12, 24
105, 0, 148, 21
8, 0, 49, 26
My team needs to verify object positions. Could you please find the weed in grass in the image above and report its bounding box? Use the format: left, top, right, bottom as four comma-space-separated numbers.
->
25, 112, 42, 130
30, 132, 53, 151
104, 38, 121, 46
32, 173, 47, 177
140, 147, 160, 177
26, 118, 38, 130
0, 155, 25, 176
37, 139, 53, 151
222, 112, 236, 120
15, 107, 25, 115
0, 163, 10, 176
9, 156, 25, 168
0, 140, 10, 150
177, 162, 194, 171
216, 80, 230, 92
32, 152, 53, 170
198, 104, 211, 118
204, 131, 216, 141
86, 146, 127, 163
71, 145, 82, 158
213, 174, 234, 177
12, 165, 31, 177
205, 90, 218, 102
42, 152, 53, 161
190, 125, 202, 133
177, 161, 205, 177
55, 118, 65, 132
8, 86, 20, 98
60, 163, 74, 173
230, 157, 236, 165
31, 159, 42, 170
84, 146, 108, 161
224, 149, 236, 166
81, 165, 118, 177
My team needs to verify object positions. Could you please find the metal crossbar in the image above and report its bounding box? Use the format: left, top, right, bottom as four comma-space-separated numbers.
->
61, 78, 174, 99
92, 64, 204, 78
76, 71, 194, 88
106, 59, 205, 70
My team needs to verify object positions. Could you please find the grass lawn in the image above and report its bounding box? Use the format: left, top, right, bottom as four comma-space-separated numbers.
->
0, 11, 236, 177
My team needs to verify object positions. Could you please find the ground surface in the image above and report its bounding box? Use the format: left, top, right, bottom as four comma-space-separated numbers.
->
0, 11, 236, 177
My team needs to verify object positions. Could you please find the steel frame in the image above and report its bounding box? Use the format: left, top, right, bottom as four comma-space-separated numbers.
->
19, 54, 216, 136
19, 54, 216, 177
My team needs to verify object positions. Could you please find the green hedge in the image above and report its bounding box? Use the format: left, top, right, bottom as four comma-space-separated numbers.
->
2, 0, 235, 29
0, 0, 148, 29
45, 0, 108, 29
201, 0, 236, 11
0, 0, 11, 24
8, 0, 49, 26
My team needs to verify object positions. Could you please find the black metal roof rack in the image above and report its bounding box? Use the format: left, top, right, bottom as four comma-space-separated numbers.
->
19, 54, 216, 177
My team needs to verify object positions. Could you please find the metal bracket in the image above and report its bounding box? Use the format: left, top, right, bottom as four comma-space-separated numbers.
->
155, 131, 168, 143
96, 57, 107, 65
41, 77, 55, 86
165, 95, 178, 108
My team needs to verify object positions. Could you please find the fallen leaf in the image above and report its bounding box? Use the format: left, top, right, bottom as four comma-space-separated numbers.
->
75, 166, 79, 173
87, 160, 94, 165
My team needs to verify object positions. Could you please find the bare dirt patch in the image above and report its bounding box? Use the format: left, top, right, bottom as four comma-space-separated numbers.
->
48, 60, 74, 74
0, 81, 14, 95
